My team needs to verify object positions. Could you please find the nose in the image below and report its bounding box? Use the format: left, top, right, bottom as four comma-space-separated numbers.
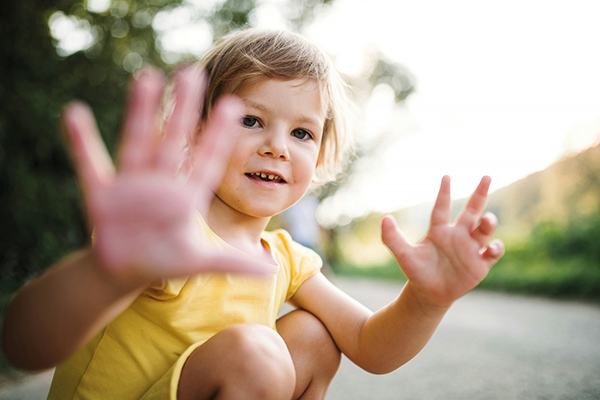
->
258, 128, 289, 160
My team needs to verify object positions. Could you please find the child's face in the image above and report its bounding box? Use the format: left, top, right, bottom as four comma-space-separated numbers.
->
212, 78, 325, 219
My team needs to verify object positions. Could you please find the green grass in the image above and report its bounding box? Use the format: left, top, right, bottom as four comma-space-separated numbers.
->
480, 255, 600, 301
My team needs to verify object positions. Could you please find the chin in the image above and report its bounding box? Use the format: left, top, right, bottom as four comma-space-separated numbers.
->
250, 207, 286, 219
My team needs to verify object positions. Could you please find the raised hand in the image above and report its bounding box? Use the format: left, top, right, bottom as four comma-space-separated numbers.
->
381, 176, 504, 308
62, 66, 274, 285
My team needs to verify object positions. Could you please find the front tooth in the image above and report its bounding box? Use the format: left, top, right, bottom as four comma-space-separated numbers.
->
260, 173, 267, 179
268, 174, 275, 180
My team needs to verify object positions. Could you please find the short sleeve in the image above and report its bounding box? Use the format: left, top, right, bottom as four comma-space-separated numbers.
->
143, 277, 190, 300
265, 229, 322, 301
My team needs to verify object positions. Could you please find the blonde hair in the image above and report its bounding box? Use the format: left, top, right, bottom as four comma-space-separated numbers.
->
199, 29, 351, 183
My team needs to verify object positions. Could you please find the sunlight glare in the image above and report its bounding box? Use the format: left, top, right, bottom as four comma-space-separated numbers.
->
153, 6, 213, 62
251, 3, 290, 30
86, 0, 111, 14
48, 11, 98, 57
309, 0, 600, 224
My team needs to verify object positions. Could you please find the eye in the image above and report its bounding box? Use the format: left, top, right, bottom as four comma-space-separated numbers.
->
291, 128, 312, 140
241, 116, 260, 128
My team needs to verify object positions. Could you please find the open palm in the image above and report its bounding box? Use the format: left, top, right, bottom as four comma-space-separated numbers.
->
62, 66, 273, 285
382, 176, 504, 307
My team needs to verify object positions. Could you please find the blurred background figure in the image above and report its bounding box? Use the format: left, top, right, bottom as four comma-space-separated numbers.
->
281, 195, 333, 275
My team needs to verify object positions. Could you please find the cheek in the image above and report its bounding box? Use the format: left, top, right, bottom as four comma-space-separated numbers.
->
226, 141, 251, 168
295, 151, 320, 182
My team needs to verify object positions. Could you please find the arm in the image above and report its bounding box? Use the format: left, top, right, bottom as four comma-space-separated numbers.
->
2, 66, 271, 371
289, 274, 446, 374
291, 176, 504, 374
2, 249, 145, 371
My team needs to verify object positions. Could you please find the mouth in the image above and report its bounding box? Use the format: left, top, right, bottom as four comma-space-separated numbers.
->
245, 171, 286, 183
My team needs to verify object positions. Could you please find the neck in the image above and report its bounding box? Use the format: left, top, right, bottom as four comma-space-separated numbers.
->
205, 199, 272, 259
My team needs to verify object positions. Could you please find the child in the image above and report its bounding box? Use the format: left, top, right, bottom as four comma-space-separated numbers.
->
2, 29, 504, 399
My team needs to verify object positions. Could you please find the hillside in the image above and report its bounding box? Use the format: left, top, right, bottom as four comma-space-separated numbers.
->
486, 142, 600, 242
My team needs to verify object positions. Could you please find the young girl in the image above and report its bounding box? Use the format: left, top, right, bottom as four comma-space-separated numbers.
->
2, 29, 504, 399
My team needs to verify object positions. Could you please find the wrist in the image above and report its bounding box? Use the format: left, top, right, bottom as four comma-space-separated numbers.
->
401, 281, 452, 317
85, 247, 151, 296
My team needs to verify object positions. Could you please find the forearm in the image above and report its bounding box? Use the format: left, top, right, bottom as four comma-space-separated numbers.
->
293, 274, 451, 375
2, 248, 146, 371
354, 281, 449, 374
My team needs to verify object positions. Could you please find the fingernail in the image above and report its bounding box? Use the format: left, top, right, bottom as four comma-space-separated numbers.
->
133, 66, 158, 80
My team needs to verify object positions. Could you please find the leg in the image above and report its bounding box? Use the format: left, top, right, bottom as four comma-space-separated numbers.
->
177, 324, 296, 400
277, 309, 341, 400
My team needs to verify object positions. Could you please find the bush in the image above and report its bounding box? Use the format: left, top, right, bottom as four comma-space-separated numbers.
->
480, 215, 600, 301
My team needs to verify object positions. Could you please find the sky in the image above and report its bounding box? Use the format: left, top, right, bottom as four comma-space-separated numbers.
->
293, 0, 600, 225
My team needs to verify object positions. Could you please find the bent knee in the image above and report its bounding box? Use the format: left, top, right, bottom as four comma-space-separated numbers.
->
222, 324, 291, 362
179, 324, 296, 400
279, 310, 341, 376
218, 324, 296, 397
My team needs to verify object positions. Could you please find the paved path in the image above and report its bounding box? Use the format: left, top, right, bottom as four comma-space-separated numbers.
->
1, 277, 599, 399
327, 277, 600, 400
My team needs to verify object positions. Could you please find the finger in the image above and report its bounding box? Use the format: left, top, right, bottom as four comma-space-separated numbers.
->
118, 68, 165, 172
471, 212, 498, 248
62, 102, 115, 214
196, 251, 279, 276
481, 239, 505, 265
163, 244, 278, 277
430, 175, 452, 226
156, 65, 205, 172
190, 96, 245, 212
381, 215, 412, 266
455, 176, 491, 230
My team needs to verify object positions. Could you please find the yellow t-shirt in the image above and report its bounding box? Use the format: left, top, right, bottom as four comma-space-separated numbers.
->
48, 218, 321, 400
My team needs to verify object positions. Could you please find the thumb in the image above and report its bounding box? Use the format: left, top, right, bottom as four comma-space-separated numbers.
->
169, 245, 279, 278
381, 215, 412, 264
481, 239, 505, 266
199, 251, 279, 277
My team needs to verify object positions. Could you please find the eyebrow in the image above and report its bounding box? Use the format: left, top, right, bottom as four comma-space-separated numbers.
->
244, 99, 270, 114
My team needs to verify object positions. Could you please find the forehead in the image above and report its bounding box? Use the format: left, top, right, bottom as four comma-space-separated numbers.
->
234, 77, 327, 110
237, 78, 327, 126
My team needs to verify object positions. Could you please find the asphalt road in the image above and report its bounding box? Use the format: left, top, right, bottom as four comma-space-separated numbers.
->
326, 277, 600, 400
1, 276, 599, 399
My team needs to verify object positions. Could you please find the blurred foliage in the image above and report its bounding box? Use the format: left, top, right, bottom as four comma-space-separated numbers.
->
1, 0, 130, 295
480, 214, 600, 301
532, 216, 600, 263
368, 56, 415, 103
